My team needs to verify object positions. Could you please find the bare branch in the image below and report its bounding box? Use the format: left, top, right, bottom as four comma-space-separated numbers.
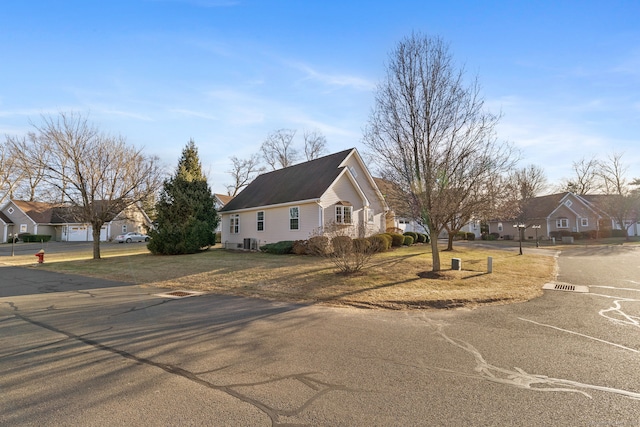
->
225, 153, 265, 196
364, 33, 516, 270
261, 129, 299, 170
303, 129, 328, 161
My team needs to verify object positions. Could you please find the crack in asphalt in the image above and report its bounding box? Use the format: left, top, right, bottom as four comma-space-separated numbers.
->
418, 316, 640, 401
10, 310, 348, 426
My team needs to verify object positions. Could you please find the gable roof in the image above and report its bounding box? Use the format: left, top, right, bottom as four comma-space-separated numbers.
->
221, 149, 354, 212
0, 211, 12, 224
521, 192, 569, 219
214, 193, 233, 206
11, 200, 74, 224
8, 200, 141, 224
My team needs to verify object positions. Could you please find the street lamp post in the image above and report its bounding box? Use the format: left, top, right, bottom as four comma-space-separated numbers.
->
10, 233, 15, 256
532, 225, 541, 247
513, 224, 525, 255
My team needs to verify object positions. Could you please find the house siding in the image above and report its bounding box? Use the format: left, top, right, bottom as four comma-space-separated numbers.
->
219, 149, 387, 247
3, 202, 36, 235
221, 202, 321, 247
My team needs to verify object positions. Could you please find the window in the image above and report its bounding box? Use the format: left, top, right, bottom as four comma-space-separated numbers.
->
557, 218, 569, 228
565, 200, 573, 207
335, 205, 353, 224
122, 225, 128, 233
230, 214, 239, 234
289, 207, 299, 230
257, 211, 264, 231
497, 222, 503, 232
7, 207, 14, 214
367, 208, 374, 223
581, 218, 588, 227
20, 224, 27, 233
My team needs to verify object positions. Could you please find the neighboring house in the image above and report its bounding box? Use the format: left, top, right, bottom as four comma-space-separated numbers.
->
213, 193, 234, 233
214, 193, 233, 210
373, 177, 481, 238
0, 199, 152, 242
487, 192, 638, 240
219, 148, 388, 249
0, 211, 11, 243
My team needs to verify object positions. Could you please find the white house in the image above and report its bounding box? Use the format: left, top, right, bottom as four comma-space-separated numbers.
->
219, 148, 388, 249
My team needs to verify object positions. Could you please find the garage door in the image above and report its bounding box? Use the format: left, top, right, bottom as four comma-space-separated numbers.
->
67, 226, 88, 242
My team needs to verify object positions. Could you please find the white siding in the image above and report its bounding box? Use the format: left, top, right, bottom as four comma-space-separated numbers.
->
221, 202, 322, 247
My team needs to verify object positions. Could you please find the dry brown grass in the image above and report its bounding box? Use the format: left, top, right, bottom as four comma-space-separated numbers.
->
15, 243, 557, 310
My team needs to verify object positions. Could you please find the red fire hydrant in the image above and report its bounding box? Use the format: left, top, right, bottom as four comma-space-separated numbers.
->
35, 249, 45, 264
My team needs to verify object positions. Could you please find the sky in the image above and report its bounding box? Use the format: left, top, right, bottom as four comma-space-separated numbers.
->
1, 0, 639, 195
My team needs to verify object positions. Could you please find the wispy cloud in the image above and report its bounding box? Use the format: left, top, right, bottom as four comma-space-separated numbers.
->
288, 62, 376, 91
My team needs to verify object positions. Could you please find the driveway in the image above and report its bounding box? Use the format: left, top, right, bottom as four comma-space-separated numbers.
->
1, 246, 639, 426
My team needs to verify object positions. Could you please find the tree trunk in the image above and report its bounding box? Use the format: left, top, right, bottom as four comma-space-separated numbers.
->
92, 222, 102, 260
446, 233, 454, 251
430, 234, 441, 272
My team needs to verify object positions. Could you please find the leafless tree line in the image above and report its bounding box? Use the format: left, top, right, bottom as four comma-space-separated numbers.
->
225, 128, 328, 196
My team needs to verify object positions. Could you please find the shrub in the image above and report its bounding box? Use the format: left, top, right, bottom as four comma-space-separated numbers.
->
215, 232, 221, 244
612, 229, 627, 238
403, 231, 418, 241
260, 241, 294, 254
465, 232, 475, 241
292, 240, 308, 255
420, 233, 430, 243
403, 235, 414, 246
307, 235, 330, 256
455, 231, 466, 240
489, 232, 500, 240
22, 234, 52, 243
331, 236, 353, 255
367, 235, 390, 253
352, 237, 371, 252
389, 233, 405, 247
377, 233, 393, 250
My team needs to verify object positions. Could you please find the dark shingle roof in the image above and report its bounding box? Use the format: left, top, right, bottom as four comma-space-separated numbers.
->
11, 200, 115, 224
522, 193, 568, 219
221, 149, 354, 212
0, 211, 12, 224
12, 200, 65, 223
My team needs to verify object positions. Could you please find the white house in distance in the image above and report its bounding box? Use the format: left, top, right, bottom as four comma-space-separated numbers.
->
219, 148, 388, 249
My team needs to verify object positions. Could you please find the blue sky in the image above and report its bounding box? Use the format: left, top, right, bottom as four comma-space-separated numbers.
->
2, 0, 639, 194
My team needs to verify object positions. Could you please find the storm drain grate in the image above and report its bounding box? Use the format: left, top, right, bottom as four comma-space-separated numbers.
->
155, 290, 205, 299
542, 282, 589, 293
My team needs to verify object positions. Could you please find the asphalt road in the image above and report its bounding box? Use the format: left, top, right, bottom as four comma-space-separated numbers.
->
1, 246, 639, 426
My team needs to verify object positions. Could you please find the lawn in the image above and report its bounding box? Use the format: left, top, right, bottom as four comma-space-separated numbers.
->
15, 242, 558, 310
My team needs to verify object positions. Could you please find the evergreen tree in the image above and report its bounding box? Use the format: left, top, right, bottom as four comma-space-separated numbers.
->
148, 140, 219, 254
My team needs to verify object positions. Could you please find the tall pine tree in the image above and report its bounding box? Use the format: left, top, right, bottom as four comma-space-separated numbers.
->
148, 140, 219, 254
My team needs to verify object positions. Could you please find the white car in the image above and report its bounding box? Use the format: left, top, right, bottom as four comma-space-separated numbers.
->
115, 232, 150, 243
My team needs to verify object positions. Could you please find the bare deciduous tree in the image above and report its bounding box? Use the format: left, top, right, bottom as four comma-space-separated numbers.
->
261, 129, 299, 170
6, 134, 52, 202
0, 139, 22, 205
28, 112, 163, 259
596, 152, 639, 240
225, 153, 265, 196
364, 33, 515, 271
303, 129, 328, 161
558, 156, 602, 195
